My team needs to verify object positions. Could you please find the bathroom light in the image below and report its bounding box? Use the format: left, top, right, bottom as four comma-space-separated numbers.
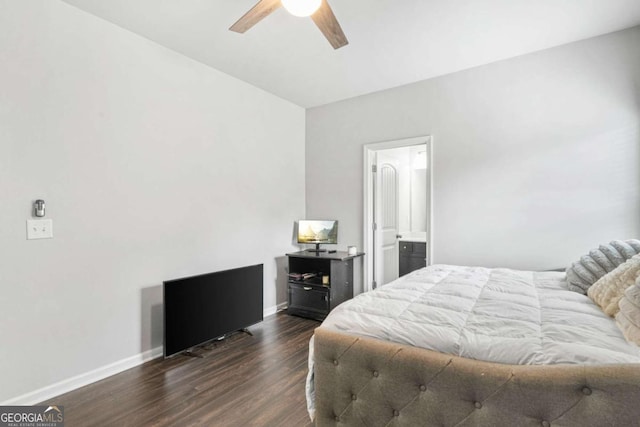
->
281, 0, 321, 17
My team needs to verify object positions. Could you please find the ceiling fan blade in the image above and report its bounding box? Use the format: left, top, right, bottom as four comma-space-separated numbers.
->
229, 0, 282, 33
311, 0, 348, 49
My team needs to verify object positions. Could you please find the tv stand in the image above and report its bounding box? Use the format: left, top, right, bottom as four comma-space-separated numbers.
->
306, 243, 327, 253
286, 250, 364, 321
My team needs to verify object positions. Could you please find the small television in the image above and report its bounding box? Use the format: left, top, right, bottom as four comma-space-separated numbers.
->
163, 264, 263, 358
297, 220, 338, 253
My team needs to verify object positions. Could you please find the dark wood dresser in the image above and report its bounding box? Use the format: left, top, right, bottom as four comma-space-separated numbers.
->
286, 251, 364, 321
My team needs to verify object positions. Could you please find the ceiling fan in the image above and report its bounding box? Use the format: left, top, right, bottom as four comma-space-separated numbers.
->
230, 0, 348, 49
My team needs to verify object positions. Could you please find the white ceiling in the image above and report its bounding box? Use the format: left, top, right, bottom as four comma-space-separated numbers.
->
61, 0, 640, 108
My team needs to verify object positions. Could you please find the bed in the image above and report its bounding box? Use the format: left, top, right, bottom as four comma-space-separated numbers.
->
307, 264, 640, 426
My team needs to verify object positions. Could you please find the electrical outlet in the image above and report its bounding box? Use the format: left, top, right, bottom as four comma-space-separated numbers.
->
27, 219, 53, 240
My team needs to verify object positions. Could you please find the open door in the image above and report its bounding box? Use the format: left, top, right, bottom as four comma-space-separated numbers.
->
375, 153, 400, 286
364, 136, 433, 293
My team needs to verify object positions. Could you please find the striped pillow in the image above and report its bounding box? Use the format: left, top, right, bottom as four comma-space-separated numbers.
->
566, 239, 640, 294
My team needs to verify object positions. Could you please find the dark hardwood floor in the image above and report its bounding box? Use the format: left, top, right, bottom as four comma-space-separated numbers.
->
40, 312, 319, 427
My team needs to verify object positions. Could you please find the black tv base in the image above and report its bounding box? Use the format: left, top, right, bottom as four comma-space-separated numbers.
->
306, 243, 327, 253
179, 328, 254, 359
182, 350, 205, 359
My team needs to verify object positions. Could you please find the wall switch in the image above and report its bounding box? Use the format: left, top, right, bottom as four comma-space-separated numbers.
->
27, 219, 53, 240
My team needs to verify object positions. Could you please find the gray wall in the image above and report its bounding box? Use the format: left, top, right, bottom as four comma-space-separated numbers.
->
307, 26, 640, 271
0, 1, 305, 402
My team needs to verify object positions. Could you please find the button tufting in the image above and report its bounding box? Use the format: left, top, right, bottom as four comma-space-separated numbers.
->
393, 410, 399, 417
419, 385, 426, 392
335, 415, 340, 422
351, 394, 357, 401
582, 386, 592, 396
373, 370, 379, 377
333, 359, 339, 366
474, 402, 482, 409
541, 421, 550, 427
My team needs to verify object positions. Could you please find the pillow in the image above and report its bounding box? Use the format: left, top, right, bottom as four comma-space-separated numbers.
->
588, 254, 640, 317
615, 277, 640, 345
566, 239, 640, 294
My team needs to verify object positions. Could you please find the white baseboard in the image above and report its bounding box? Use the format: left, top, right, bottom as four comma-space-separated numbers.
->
264, 302, 287, 317
1, 346, 163, 406
3, 303, 288, 406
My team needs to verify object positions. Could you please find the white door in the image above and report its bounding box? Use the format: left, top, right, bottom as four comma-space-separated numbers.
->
375, 153, 400, 286
364, 136, 432, 293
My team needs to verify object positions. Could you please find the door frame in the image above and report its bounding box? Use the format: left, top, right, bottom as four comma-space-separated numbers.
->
363, 135, 433, 293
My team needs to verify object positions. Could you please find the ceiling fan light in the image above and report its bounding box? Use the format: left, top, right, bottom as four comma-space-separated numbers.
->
281, 0, 321, 17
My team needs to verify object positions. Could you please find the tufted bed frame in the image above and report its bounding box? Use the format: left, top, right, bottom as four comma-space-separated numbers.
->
313, 328, 640, 426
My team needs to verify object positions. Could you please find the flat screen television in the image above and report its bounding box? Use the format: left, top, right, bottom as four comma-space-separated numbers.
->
297, 219, 338, 253
163, 264, 263, 358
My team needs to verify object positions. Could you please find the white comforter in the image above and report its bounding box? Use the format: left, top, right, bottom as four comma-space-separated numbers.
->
306, 265, 640, 418
320, 265, 640, 364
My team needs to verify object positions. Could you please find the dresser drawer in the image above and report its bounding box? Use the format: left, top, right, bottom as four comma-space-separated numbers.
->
399, 242, 413, 253
400, 241, 426, 254
288, 283, 329, 316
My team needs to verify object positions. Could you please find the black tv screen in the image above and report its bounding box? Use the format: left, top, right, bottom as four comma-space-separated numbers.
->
163, 264, 263, 358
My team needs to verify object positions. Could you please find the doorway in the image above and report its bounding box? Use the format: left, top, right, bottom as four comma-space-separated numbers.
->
363, 136, 432, 292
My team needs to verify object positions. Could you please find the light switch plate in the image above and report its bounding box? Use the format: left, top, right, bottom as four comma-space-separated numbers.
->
27, 219, 53, 240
